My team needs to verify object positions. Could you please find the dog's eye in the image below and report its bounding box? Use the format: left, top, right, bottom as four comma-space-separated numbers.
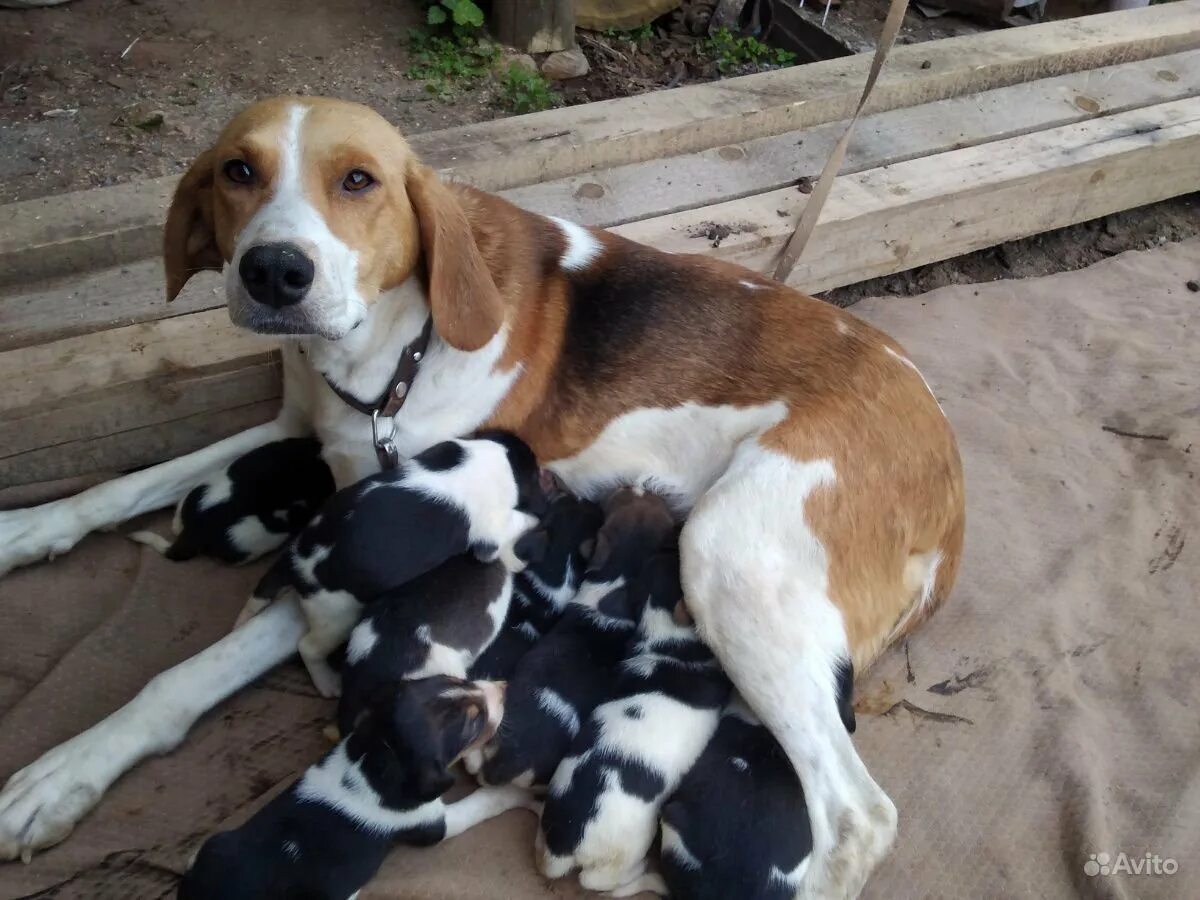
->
223, 159, 254, 185
343, 169, 375, 193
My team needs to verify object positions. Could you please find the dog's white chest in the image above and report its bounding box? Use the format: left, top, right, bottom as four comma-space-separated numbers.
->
286, 328, 519, 489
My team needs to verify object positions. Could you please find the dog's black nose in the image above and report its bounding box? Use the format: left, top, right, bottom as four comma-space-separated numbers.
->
239, 242, 315, 308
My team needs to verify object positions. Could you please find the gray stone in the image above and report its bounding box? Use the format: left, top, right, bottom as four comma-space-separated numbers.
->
496, 52, 538, 75
540, 47, 589, 81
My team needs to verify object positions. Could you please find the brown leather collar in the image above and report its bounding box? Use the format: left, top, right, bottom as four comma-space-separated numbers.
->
321, 317, 434, 469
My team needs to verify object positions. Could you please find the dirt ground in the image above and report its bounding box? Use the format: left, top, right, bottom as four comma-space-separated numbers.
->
1, 0, 1194, 289
0, 0, 1045, 205
0, 0, 488, 203
0, 0, 753, 205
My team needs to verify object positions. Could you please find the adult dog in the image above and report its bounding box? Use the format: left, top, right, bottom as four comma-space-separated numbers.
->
0, 97, 963, 897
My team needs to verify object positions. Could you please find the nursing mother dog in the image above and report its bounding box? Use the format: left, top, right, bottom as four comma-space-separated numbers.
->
0, 97, 964, 898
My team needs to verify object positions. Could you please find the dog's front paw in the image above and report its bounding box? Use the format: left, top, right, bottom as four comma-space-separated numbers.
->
0, 734, 114, 861
0, 505, 87, 577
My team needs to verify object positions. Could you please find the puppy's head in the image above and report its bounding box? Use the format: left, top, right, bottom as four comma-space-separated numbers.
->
350, 676, 505, 805
584, 487, 677, 583
164, 96, 503, 349
471, 430, 549, 518
512, 493, 604, 593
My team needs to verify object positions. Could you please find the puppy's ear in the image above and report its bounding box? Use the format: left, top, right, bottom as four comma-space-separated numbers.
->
514, 528, 551, 565
164, 148, 222, 301
406, 164, 504, 351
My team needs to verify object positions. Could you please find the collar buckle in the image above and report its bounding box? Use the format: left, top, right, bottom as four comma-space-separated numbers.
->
321, 317, 433, 471
371, 410, 400, 470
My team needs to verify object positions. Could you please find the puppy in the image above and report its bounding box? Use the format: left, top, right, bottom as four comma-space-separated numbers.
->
338, 555, 513, 734
538, 547, 732, 897
129, 437, 334, 563
468, 492, 604, 681
658, 695, 825, 900
473, 489, 676, 789
239, 432, 546, 696
178, 676, 532, 900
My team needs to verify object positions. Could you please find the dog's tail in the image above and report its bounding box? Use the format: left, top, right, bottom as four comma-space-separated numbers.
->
126, 530, 200, 561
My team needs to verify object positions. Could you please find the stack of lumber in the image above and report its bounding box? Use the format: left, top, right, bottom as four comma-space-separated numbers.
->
2, 3, 1199, 487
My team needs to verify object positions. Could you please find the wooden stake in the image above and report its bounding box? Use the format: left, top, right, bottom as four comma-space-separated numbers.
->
491, 0, 575, 53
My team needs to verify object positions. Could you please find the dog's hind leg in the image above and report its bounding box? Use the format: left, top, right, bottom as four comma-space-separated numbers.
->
681, 446, 897, 900
0, 419, 296, 577
0, 597, 306, 861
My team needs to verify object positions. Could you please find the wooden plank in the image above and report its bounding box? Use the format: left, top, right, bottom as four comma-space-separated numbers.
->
614, 97, 1200, 293
7, 50, 1199, 352
4, 98, 1199, 484
0, 261, 218, 352
0, 309, 276, 486
1, 307, 270, 414
3, 1, 1198, 286
0, 357, 279, 461
505, 50, 1200, 227
0, 400, 279, 487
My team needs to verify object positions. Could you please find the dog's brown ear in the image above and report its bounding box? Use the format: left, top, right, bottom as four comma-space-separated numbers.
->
164, 148, 222, 301
406, 164, 504, 352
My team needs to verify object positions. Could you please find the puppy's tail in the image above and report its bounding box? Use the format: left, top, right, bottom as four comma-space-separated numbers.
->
235, 552, 297, 628
126, 530, 199, 561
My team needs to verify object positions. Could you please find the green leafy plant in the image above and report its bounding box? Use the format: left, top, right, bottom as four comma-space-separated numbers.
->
496, 62, 557, 114
406, 27, 499, 100
425, 0, 484, 28
703, 28, 796, 74
602, 23, 654, 42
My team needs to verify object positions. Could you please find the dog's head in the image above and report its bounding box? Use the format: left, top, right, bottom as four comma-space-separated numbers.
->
164, 96, 503, 349
349, 675, 506, 806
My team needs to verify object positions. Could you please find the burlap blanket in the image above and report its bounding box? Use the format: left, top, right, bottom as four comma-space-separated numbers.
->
1, 240, 1197, 899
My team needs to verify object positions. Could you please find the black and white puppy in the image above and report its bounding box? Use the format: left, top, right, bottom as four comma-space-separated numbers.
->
178, 676, 533, 900
472, 489, 676, 789
338, 555, 513, 734
129, 437, 334, 563
538, 546, 732, 897
468, 493, 604, 681
658, 695, 822, 900
238, 433, 546, 696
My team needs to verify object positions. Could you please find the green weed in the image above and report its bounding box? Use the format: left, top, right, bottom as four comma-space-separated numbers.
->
703, 28, 796, 74
496, 62, 557, 114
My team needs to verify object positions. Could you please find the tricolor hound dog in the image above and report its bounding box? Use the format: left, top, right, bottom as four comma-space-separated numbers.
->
0, 96, 964, 898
